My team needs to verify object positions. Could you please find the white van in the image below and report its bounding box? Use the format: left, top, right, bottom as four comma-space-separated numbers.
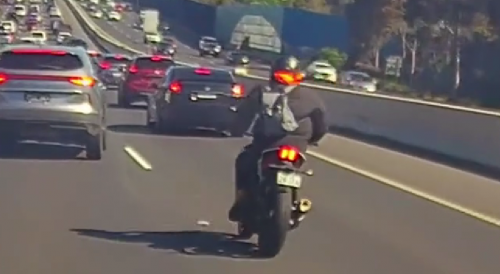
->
14, 5, 27, 16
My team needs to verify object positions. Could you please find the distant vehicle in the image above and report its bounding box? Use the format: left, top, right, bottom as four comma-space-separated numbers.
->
56, 32, 72, 44
0, 45, 107, 159
90, 9, 103, 19
118, 55, 174, 107
339, 71, 377, 92
107, 11, 121, 21
305, 60, 337, 83
198, 36, 221, 57
63, 37, 88, 50
154, 42, 175, 56
14, 5, 27, 16
146, 67, 243, 135
30, 30, 47, 43
49, 6, 61, 17
225, 51, 249, 66
1, 21, 16, 34
98, 54, 132, 88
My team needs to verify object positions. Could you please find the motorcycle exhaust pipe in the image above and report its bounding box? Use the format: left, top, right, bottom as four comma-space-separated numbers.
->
298, 198, 312, 213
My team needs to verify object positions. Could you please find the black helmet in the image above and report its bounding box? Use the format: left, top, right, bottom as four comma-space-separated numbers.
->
270, 55, 303, 86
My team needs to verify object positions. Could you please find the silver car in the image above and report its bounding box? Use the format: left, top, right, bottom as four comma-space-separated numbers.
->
0, 45, 107, 159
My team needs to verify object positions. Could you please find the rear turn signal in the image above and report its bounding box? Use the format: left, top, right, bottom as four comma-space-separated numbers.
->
169, 81, 181, 93
69, 76, 95, 87
232, 84, 243, 97
278, 145, 299, 162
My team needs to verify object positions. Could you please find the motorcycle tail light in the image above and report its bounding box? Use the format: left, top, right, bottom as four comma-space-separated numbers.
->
278, 145, 299, 162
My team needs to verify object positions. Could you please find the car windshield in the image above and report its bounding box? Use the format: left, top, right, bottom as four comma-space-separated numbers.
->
32, 33, 44, 38
0, 51, 84, 70
14, 6, 24, 11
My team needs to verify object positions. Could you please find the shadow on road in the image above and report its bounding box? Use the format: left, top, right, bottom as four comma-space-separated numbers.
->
71, 229, 261, 260
108, 124, 241, 139
0, 143, 84, 160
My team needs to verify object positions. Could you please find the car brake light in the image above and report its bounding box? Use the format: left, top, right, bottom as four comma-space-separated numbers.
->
129, 65, 138, 73
232, 84, 243, 97
68, 76, 95, 87
278, 145, 299, 162
151, 55, 167, 61
99, 62, 110, 69
194, 68, 211, 75
169, 81, 181, 93
9, 49, 67, 55
0, 73, 7, 84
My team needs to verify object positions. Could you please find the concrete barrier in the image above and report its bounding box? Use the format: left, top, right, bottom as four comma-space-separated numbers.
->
66, 0, 500, 170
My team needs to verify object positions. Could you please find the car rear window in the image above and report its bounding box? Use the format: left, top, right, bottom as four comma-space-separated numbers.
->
15, 6, 24, 11
103, 56, 130, 65
174, 68, 233, 83
0, 51, 84, 70
32, 33, 44, 38
135, 58, 174, 69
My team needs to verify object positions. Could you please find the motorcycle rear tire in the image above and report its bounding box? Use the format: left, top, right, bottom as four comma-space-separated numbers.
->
257, 188, 292, 258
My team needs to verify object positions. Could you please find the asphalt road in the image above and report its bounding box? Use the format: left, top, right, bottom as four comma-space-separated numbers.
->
0, 1, 500, 273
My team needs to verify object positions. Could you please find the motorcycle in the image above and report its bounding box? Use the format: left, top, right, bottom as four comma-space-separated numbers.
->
239, 145, 313, 257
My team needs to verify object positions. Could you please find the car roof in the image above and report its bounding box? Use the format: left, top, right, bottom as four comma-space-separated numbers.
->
0, 44, 87, 54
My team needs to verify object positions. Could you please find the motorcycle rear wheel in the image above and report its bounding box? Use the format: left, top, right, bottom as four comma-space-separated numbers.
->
257, 188, 292, 258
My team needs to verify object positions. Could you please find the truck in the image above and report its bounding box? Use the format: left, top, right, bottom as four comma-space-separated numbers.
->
142, 9, 161, 44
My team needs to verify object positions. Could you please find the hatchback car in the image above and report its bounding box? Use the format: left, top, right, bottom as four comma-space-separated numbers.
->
0, 45, 107, 159
146, 67, 243, 135
118, 55, 174, 107
98, 53, 131, 88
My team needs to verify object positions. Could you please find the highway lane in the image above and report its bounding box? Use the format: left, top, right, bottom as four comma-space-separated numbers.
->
0, 0, 484, 273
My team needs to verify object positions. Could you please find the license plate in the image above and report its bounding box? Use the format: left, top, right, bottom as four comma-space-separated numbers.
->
24, 93, 50, 103
276, 171, 302, 188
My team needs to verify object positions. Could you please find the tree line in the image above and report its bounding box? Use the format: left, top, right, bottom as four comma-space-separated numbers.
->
195, 0, 500, 106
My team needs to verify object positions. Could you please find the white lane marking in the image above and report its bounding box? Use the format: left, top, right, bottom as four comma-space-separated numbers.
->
307, 150, 500, 227
124, 146, 152, 170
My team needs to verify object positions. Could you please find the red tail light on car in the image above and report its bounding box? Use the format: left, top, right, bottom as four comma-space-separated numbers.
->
99, 62, 110, 69
232, 84, 243, 97
0, 73, 95, 87
194, 68, 211, 75
128, 65, 138, 73
168, 81, 181, 93
278, 145, 300, 162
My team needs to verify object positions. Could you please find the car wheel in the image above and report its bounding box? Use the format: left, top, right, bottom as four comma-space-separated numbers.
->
86, 133, 102, 160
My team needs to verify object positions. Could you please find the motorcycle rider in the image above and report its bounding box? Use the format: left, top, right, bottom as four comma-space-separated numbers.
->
229, 55, 328, 236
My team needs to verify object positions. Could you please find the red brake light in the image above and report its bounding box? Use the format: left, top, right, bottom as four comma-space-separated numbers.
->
194, 68, 211, 75
278, 145, 300, 162
0, 73, 7, 84
99, 62, 110, 69
68, 76, 95, 87
169, 81, 181, 93
128, 65, 138, 73
151, 55, 167, 61
232, 84, 243, 97
9, 49, 67, 55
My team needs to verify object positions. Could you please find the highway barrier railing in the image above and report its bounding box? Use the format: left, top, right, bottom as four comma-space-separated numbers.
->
66, 0, 500, 171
